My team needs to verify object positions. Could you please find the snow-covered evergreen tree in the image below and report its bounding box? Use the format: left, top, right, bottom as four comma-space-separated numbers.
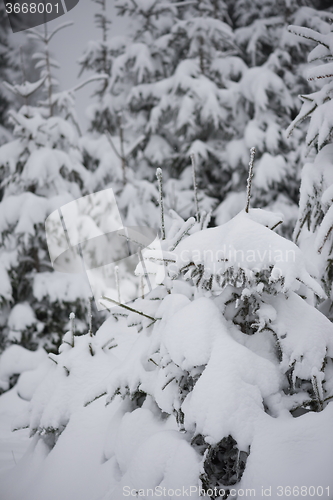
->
5, 173, 333, 497
3, 6, 333, 499
111, 0, 240, 197
78, 0, 113, 134
0, 22, 92, 353
215, 0, 325, 238
79, 0, 215, 233
79, 0, 324, 240
287, 9, 333, 317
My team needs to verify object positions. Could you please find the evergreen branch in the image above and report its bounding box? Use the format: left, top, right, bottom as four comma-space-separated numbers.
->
144, 254, 176, 263
101, 296, 158, 322
47, 22, 74, 43
162, 376, 176, 390
311, 374, 323, 411
84, 392, 107, 407
125, 134, 146, 158
169, 217, 196, 251
317, 220, 333, 254
3, 76, 47, 99
26, 29, 45, 42
270, 220, 283, 231
88, 296, 94, 337
71, 74, 109, 93
48, 354, 58, 365
287, 26, 329, 49
117, 228, 154, 250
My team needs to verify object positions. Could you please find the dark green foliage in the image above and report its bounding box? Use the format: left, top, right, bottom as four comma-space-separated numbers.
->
193, 434, 249, 497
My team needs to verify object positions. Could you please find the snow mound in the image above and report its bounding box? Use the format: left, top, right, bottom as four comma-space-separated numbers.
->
170, 210, 323, 296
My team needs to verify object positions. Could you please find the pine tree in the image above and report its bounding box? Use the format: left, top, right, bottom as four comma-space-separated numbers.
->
0, 22, 92, 353
11, 190, 333, 497
80, 0, 323, 240
79, 0, 215, 234
214, 0, 324, 238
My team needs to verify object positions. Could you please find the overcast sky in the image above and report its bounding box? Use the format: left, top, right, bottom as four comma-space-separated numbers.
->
9, 1, 127, 130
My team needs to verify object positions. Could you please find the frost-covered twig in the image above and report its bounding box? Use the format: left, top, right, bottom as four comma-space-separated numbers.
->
190, 153, 200, 221
288, 26, 329, 49
156, 168, 166, 240
245, 147, 256, 213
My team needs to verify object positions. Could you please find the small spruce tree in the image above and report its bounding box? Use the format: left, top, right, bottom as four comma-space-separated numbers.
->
0, 21, 92, 352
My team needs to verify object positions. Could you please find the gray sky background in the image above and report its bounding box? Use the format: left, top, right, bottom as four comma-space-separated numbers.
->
9, 0, 127, 130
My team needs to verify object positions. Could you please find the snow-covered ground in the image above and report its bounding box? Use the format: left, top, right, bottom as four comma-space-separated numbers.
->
0, 389, 30, 473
